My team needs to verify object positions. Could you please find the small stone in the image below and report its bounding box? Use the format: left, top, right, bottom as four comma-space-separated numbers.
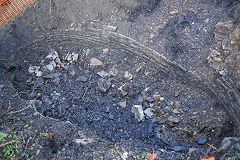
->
36, 71, 42, 77
97, 78, 111, 93
72, 53, 79, 61
120, 152, 128, 160
168, 116, 181, 123
103, 48, 109, 53
36, 149, 40, 155
109, 114, 115, 120
36, 77, 44, 86
77, 75, 88, 82
213, 57, 222, 63
133, 82, 143, 89
172, 109, 180, 114
124, 71, 133, 80
136, 67, 142, 72
220, 137, 234, 150
103, 25, 118, 32
144, 108, 154, 118
146, 97, 154, 103
204, 18, 210, 23
175, 91, 180, 97
118, 101, 127, 108
46, 63, 54, 71
66, 54, 72, 61
153, 94, 161, 100
173, 101, 181, 107
28, 65, 40, 74
70, 69, 76, 76
97, 71, 111, 78
46, 51, 58, 60
105, 106, 110, 113
44, 73, 61, 79
90, 58, 103, 67
109, 67, 118, 76
131, 105, 145, 122
43, 97, 52, 105
137, 95, 143, 103
170, 10, 179, 15
149, 103, 154, 107
188, 148, 197, 156
160, 97, 165, 101
196, 137, 207, 145
172, 146, 185, 152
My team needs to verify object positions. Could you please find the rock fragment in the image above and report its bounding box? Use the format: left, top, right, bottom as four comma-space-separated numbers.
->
90, 58, 103, 67
169, 10, 179, 15
168, 116, 181, 124
97, 78, 111, 93
172, 109, 180, 114
172, 146, 185, 152
172, 101, 181, 107
144, 108, 154, 118
103, 25, 118, 32
118, 101, 127, 108
124, 71, 133, 80
76, 75, 88, 82
97, 70, 111, 78
146, 97, 154, 103
109, 67, 118, 76
131, 105, 145, 122
196, 137, 207, 145
153, 94, 161, 100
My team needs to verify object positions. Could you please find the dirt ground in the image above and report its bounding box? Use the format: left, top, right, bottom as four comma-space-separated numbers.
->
0, 0, 240, 159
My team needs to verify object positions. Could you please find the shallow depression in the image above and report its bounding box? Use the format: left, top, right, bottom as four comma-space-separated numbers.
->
10, 33, 231, 151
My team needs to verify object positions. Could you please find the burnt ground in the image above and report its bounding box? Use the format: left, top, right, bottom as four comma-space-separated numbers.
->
0, 0, 240, 160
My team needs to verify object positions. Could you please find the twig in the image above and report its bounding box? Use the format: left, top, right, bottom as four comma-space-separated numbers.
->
19, 118, 46, 135
7, 100, 34, 115
207, 143, 220, 152
0, 140, 16, 147
0, 101, 26, 118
